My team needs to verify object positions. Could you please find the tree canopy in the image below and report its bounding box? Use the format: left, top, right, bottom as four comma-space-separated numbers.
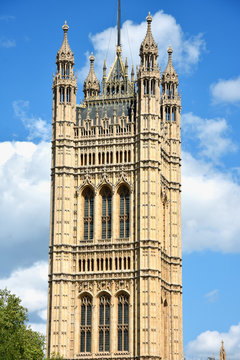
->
0, 288, 45, 360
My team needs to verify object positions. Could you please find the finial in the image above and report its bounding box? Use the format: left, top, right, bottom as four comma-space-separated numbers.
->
62, 20, 69, 33
168, 44, 173, 55
116, 45, 122, 55
125, 57, 128, 67
146, 12, 152, 24
89, 52, 95, 63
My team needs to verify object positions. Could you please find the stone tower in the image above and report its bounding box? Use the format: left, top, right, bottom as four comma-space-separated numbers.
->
47, 5, 183, 360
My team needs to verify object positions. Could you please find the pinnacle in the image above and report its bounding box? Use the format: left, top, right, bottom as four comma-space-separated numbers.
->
140, 11, 158, 55
163, 45, 176, 76
56, 21, 74, 64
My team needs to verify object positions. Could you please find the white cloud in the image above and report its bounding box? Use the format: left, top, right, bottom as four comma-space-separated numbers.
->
205, 289, 219, 303
186, 323, 240, 360
78, 10, 205, 84
182, 151, 240, 253
210, 76, 240, 104
0, 261, 48, 313
29, 322, 46, 336
38, 309, 47, 321
0, 36, 16, 48
0, 141, 51, 246
13, 100, 51, 142
182, 112, 237, 162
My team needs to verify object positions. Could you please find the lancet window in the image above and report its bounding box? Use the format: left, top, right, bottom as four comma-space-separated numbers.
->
119, 186, 130, 238
66, 87, 71, 102
80, 296, 92, 353
99, 295, 110, 352
118, 294, 129, 351
59, 87, 64, 103
101, 187, 112, 239
83, 188, 94, 240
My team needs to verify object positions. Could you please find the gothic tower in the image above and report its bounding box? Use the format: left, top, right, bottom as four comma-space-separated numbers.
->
47, 5, 183, 360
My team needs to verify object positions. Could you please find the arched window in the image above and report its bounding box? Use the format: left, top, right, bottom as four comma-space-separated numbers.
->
66, 64, 70, 78
66, 87, 71, 102
83, 188, 94, 241
101, 187, 112, 239
119, 186, 130, 238
151, 80, 155, 95
118, 294, 129, 351
59, 87, 65, 103
80, 296, 92, 353
99, 295, 110, 352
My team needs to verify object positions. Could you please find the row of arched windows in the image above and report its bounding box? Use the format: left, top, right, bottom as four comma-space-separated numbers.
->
106, 84, 125, 96
164, 107, 176, 122
80, 150, 131, 166
80, 294, 129, 353
59, 87, 71, 103
83, 185, 130, 241
144, 79, 156, 95
141, 54, 156, 71
79, 256, 131, 272
57, 63, 71, 79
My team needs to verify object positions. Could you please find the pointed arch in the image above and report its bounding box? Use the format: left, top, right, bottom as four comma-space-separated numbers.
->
80, 295, 92, 353
98, 293, 111, 352
99, 185, 112, 240
117, 185, 130, 239
82, 187, 94, 240
117, 293, 129, 351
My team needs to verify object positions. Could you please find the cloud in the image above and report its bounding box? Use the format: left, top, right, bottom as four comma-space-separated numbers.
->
186, 323, 240, 360
0, 15, 15, 21
205, 289, 219, 303
0, 36, 16, 48
13, 100, 51, 142
0, 141, 50, 248
29, 322, 46, 335
0, 261, 48, 314
77, 10, 205, 84
210, 76, 240, 104
182, 151, 240, 253
182, 112, 237, 162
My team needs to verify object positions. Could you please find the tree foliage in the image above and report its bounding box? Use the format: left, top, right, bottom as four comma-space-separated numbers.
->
0, 288, 45, 360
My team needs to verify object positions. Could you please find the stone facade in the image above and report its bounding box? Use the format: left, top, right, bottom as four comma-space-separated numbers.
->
47, 12, 183, 360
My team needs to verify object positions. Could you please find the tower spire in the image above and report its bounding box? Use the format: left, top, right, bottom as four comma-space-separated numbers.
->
117, 0, 121, 47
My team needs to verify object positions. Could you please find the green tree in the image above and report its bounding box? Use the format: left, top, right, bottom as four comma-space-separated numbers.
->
0, 288, 45, 360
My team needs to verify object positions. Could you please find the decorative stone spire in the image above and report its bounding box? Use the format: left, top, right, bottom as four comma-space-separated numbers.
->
220, 340, 227, 360
140, 12, 158, 57
163, 45, 176, 76
131, 65, 135, 82
83, 53, 100, 98
56, 21, 74, 64
125, 57, 128, 76
103, 59, 107, 77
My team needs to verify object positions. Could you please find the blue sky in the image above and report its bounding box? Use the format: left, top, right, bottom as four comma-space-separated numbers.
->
0, 0, 240, 359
